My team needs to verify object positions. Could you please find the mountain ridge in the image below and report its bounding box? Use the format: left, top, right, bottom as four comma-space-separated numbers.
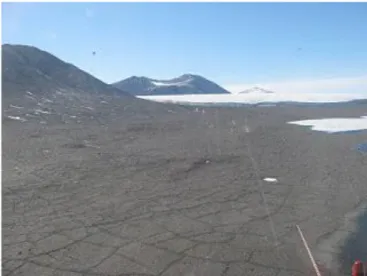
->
112, 74, 231, 96
2, 43, 132, 100
2, 44, 188, 125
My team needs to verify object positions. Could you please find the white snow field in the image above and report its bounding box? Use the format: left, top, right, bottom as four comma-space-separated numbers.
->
138, 92, 366, 105
288, 116, 367, 133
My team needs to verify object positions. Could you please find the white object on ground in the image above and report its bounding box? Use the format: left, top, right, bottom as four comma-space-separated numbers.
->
263, 178, 278, 182
288, 116, 367, 133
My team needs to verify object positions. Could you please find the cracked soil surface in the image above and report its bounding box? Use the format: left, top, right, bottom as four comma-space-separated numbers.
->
3, 89, 367, 276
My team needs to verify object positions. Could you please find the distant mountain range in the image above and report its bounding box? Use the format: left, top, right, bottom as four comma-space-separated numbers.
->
3, 43, 365, 128
2, 45, 272, 99
111, 74, 231, 96
239, 86, 274, 94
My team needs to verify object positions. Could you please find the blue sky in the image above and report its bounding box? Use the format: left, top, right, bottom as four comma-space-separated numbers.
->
2, 2, 367, 93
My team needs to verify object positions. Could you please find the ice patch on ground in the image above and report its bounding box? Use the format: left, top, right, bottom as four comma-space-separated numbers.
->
263, 178, 278, 182
42, 98, 53, 103
25, 95, 36, 101
83, 140, 100, 149
7, 116, 27, 122
288, 116, 367, 133
138, 92, 366, 105
81, 106, 94, 111
34, 109, 51, 115
10, 105, 23, 109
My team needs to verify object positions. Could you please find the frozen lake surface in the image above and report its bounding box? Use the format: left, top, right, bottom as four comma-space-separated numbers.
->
139, 92, 366, 105
288, 116, 367, 133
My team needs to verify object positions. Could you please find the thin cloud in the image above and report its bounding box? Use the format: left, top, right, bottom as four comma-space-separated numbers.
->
225, 75, 367, 94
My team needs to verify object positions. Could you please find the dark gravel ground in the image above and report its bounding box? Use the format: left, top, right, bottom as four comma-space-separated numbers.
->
3, 89, 367, 276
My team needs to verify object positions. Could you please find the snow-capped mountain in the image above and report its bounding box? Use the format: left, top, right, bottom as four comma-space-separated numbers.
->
112, 74, 230, 96
239, 86, 275, 94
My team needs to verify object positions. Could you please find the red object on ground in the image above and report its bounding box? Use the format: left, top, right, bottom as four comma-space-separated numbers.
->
352, 260, 365, 276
